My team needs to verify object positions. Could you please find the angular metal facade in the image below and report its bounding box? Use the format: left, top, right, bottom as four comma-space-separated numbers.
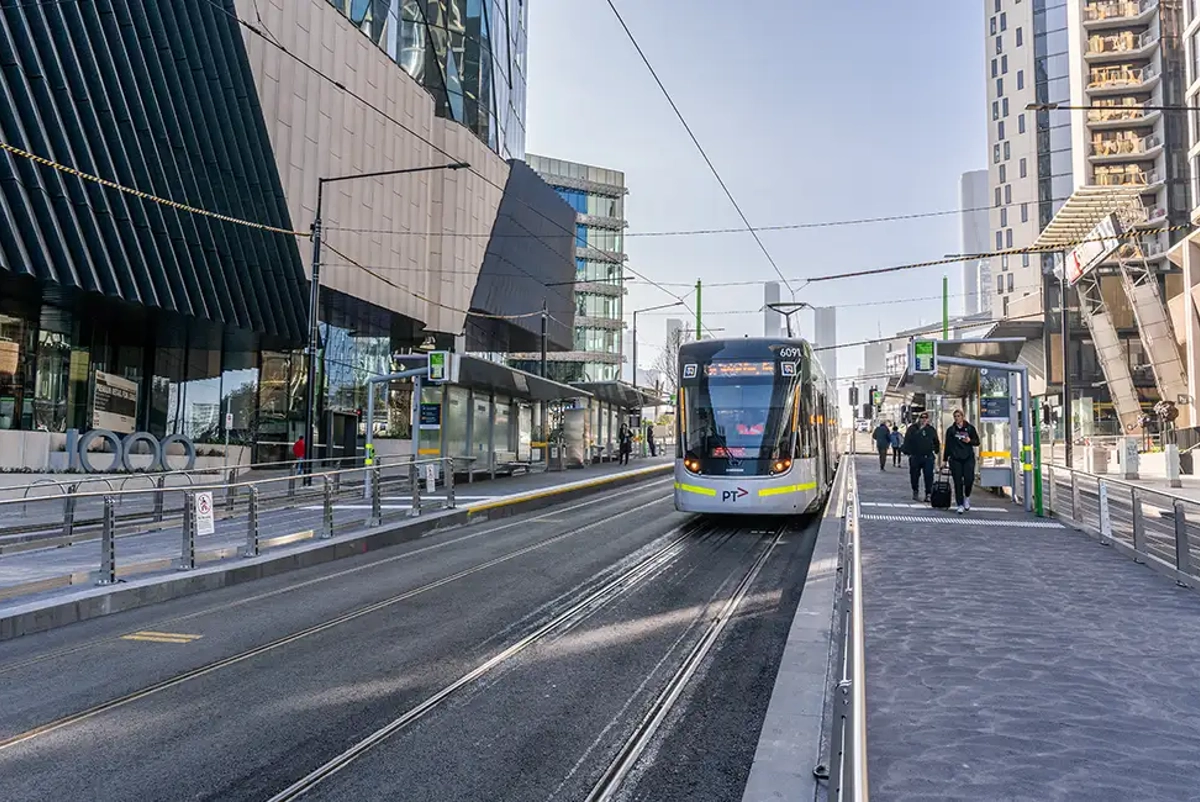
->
0, 0, 308, 343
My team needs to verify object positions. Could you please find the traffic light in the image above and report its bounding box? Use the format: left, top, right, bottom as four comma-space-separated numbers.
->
870, 387, 882, 407
848, 385, 859, 407
861, 403, 871, 419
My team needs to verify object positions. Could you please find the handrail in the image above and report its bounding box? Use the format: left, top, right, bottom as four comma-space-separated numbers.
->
831, 457, 869, 801
0, 454, 452, 508
1046, 462, 1198, 505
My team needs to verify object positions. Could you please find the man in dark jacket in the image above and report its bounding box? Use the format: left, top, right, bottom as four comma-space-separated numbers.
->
944, 409, 981, 513
901, 412, 940, 501
872, 421, 892, 471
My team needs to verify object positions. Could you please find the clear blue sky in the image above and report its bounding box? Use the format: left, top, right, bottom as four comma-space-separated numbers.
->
525, 0, 987, 384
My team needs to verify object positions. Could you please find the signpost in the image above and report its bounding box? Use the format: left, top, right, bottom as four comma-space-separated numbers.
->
425, 463, 436, 494
195, 492, 216, 536
428, 351, 449, 383
1065, 214, 1122, 286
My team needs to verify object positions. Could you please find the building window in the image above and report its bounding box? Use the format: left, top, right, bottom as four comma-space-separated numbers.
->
1003, 98, 1009, 117
992, 58, 998, 78
1004, 141, 1011, 160
1002, 55, 1009, 74
996, 231, 1004, 250
1016, 27, 1023, 47
993, 100, 1000, 121
997, 78, 1004, 96
996, 36, 1002, 54
1000, 11, 1007, 31
1003, 295, 1010, 316
1022, 252, 1030, 267
995, 0, 1000, 11
994, 143, 1001, 163
1019, 114, 1026, 134
999, 121, 1006, 139
1006, 229, 1013, 248
1001, 207, 1008, 226
997, 274, 1005, 293
1021, 202, 1029, 222
995, 187, 1002, 206
1007, 273, 1014, 292
999, 164, 1007, 183
1017, 70, 1024, 90
991, 16, 997, 35
1002, 254, 1009, 270
1005, 184, 1012, 204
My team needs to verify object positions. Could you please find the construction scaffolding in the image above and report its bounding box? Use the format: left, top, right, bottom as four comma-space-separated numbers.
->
1032, 186, 1187, 434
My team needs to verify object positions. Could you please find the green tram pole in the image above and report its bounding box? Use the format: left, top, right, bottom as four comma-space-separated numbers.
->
1032, 397, 1044, 516
942, 274, 949, 340
695, 279, 702, 340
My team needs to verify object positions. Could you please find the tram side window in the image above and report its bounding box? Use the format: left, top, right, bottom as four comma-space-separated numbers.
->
797, 385, 815, 459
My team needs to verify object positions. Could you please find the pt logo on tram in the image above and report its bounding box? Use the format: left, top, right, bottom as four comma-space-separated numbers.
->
721, 488, 749, 503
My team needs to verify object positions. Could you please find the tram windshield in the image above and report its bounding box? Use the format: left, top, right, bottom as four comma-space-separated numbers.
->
682, 370, 796, 464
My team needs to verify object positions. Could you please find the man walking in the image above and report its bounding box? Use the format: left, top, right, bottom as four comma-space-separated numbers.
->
902, 412, 940, 502
872, 420, 892, 471
944, 409, 981, 514
890, 424, 902, 467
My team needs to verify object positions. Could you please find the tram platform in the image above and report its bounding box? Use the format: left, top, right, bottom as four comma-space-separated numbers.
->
854, 456, 1200, 800
0, 457, 672, 640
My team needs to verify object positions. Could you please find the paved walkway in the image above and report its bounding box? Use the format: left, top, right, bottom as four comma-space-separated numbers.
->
855, 456, 1200, 802
0, 458, 672, 603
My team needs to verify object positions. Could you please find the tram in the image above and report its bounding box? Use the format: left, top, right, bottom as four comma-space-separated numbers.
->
674, 337, 839, 515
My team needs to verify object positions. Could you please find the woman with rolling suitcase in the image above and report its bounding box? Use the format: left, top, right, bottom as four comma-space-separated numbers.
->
943, 409, 981, 514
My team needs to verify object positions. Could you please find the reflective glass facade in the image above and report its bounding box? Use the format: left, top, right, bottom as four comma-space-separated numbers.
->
326, 0, 528, 159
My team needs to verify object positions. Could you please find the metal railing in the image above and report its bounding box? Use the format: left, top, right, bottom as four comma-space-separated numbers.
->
0, 456, 461, 597
1045, 464, 1200, 587
829, 457, 869, 801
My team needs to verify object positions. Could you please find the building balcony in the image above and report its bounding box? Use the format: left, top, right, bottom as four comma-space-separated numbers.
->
1083, 0, 1156, 30
1094, 163, 1163, 188
1088, 131, 1162, 162
572, 280, 624, 297
1087, 61, 1160, 95
1085, 29, 1160, 63
575, 245, 624, 264
1085, 98, 1162, 129
576, 213, 626, 230
574, 315, 623, 330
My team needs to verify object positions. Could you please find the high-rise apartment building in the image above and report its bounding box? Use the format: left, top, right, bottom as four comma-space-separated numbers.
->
515, 156, 629, 383
960, 170, 992, 316
764, 282, 784, 337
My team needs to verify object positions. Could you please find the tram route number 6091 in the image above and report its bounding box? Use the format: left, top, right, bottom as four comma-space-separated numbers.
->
722, 488, 749, 502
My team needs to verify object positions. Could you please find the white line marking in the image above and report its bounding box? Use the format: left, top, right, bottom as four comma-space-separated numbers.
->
859, 514, 1063, 529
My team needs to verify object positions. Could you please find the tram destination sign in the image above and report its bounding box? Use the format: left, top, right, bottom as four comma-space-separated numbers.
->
700, 361, 790, 378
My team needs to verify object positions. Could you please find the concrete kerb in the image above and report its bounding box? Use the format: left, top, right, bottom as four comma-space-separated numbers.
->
742, 458, 848, 802
0, 463, 673, 642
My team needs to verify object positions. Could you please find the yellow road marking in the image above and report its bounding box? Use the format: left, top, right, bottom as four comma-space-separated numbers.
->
467, 465, 672, 514
121, 631, 203, 644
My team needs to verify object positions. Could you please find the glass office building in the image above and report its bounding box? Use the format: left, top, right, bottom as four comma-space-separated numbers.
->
325, 0, 528, 159
515, 155, 629, 384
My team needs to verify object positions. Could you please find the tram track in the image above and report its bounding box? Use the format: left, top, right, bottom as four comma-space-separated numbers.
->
0, 478, 672, 677
0, 485, 676, 752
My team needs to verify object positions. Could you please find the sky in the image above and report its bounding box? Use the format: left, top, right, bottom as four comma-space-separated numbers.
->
524, 0, 987, 388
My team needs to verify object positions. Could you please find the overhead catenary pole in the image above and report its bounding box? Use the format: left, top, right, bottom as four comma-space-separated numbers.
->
1061, 269, 1073, 469
942, 274, 949, 339
303, 179, 326, 480
540, 300, 548, 378
695, 280, 703, 340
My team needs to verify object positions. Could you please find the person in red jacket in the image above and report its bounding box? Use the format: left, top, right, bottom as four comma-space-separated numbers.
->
292, 435, 306, 461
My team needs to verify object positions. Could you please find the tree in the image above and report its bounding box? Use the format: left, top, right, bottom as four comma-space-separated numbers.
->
652, 327, 690, 402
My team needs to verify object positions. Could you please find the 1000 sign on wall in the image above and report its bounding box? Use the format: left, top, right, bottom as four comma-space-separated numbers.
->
66, 428, 197, 473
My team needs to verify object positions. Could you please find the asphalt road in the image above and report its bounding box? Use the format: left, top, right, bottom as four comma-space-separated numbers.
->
0, 475, 820, 802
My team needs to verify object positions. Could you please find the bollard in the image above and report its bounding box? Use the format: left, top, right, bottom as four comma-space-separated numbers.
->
242, 486, 260, 557
1070, 472, 1082, 522
1098, 481, 1112, 543
179, 491, 196, 570
63, 483, 78, 542
1166, 443, 1183, 489
97, 497, 116, 585
322, 476, 334, 539
446, 458, 456, 508
1045, 467, 1055, 516
1174, 500, 1193, 583
288, 464, 297, 498
370, 465, 382, 526
154, 474, 165, 522
225, 469, 237, 511
409, 459, 420, 517
1131, 488, 1146, 563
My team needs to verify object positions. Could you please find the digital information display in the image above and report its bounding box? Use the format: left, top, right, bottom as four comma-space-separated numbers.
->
912, 340, 937, 375
702, 361, 777, 378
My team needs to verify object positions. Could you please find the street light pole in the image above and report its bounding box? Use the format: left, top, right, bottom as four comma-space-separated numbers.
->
303, 161, 469, 476
632, 300, 686, 389
540, 300, 548, 378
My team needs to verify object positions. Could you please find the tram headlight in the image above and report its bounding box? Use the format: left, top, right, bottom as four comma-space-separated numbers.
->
684, 458, 701, 473
771, 459, 792, 474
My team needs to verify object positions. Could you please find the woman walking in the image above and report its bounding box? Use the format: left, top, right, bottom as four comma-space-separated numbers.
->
944, 409, 981, 514
890, 424, 902, 467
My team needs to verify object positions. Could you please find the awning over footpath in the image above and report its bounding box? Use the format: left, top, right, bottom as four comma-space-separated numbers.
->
896, 321, 1044, 398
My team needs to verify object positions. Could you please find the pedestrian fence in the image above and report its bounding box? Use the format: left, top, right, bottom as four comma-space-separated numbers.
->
0, 456, 465, 592
1045, 464, 1200, 587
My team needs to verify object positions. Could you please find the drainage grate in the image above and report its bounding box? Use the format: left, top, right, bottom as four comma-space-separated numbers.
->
859, 514, 1063, 529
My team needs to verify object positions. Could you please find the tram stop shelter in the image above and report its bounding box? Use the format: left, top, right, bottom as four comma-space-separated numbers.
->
895, 334, 1041, 510
413, 355, 591, 476
570, 381, 664, 464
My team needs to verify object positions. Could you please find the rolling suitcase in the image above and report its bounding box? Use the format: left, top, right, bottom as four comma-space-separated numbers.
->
930, 468, 953, 509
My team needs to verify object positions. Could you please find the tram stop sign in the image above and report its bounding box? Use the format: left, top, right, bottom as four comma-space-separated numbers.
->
428, 351, 449, 383
912, 339, 937, 375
